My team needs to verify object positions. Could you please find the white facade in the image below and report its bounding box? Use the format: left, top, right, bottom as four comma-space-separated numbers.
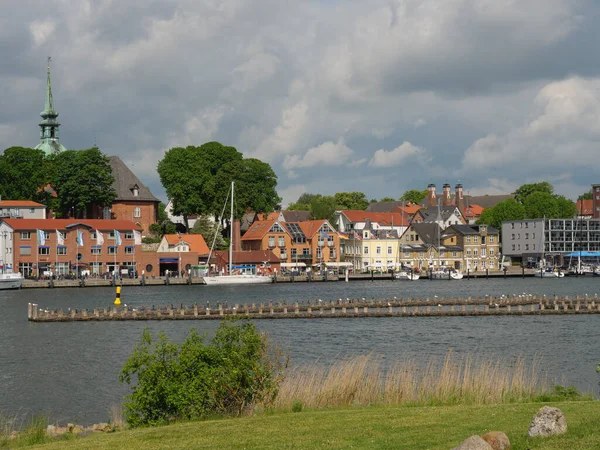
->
164, 200, 198, 229
0, 204, 46, 219
0, 222, 15, 273
336, 213, 407, 236
157, 236, 191, 253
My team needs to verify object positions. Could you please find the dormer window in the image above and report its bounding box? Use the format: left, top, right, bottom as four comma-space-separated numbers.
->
131, 184, 140, 197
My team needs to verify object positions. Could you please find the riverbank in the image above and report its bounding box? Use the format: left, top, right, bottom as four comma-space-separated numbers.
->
20, 401, 600, 449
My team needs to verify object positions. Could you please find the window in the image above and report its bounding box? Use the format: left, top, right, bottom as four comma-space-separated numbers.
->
20, 232, 30, 239
108, 246, 117, 255
291, 248, 297, 257
302, 248, 309, 256
133, 187, 139, 197
387, 246, 392, 255
473, 236, 479, 243
517, 233, 520, 239
404, 252, 410, 258
490, 249, 494, 256
20, 246, 31, 256
511, 244, 515, 251
271, 223, 284, 232
56, 246, 67, 255
103, 206, 111, 220
525, 244, 529, 250
108, 231, 115, 239
29, 208, 35, 214
134, 207, 141, 218
489, 236, 495, 243
525, 233, 529, 239
474, 249, 478, 256
278, 236, 285, 247
525, 222, 529, 228
481, 248, 486, 257
364, 246, 369, 254
466, 236, 471, 243
91, 247, 101, 255
453, 251, 458, 257
532, 233, 535, 239
125, 246, 134, 255
330, 248, 336, 259
125, 232, 134, 240
466, 249, 471, 256
55, 262, 69, 275
518, 244, 521, 250
38, 247, 49, 255
533, 244, 536, 250
376, 246, 381, 255
268, 236, 275, 247
511, 234, 515, 240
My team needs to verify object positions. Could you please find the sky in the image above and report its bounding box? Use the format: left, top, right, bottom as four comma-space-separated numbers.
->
2, 0, 600, 206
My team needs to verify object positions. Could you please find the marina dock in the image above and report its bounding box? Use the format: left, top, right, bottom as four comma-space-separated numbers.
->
28, 294, 600, 322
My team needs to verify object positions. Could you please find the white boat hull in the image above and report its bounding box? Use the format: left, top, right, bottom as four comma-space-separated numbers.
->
538, 270, 559, 278
0, 274, 24, 290
395, 271, 420, 281
203, 275, 273, 285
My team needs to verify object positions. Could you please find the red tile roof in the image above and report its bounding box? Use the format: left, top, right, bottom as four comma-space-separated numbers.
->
396, 204, 421, 215
0, 200, 45, 207
462, 204, 485, 218
576, 199, 593, 216
298, 220, 328, 238
2, 219, 142, 231
164, 234, 210, 254
242, 220, 285, 241
340, 210, 409, 227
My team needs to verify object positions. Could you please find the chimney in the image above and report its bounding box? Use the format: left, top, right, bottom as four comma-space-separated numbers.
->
442, 184, 451, 206
427, 184, 437, 207
455, 184, 464, 213
232, 219, 242, 251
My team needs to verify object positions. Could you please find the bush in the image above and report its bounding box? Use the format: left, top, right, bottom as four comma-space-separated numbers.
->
119, 318, 288, 427
291, 400, 303, 413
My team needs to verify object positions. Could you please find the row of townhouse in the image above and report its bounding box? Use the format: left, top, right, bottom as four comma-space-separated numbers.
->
338, 212, 500, 271
240, 219, 342, 271
0, 219, 201, 278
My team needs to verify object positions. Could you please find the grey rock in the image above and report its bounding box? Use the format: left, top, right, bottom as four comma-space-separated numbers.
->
452, 435, 494, 450
481, 431, 511, 450
528, 406, 567, 438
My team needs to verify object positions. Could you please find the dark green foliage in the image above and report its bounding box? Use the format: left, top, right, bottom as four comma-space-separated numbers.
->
379, 197, 396, 202
533, 385, 590, 402
51, 148, 116, 218
291, 400, 303, 413
158, 142, 280, 226
333, 192, 369, 210
190, 216, 226, 250
120, 319, 288, 427
524, 192, 559, 219
0, 147, 52, 203
513, 182, 554, 204
400, 189, 428, 204
477, 198, 525, 229
579, 191, 592, 201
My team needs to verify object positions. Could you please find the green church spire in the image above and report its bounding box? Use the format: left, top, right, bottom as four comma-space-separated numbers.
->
34, 56, 67, 156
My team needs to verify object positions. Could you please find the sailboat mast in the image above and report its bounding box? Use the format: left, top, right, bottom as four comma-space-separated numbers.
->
229, 181, 234, 275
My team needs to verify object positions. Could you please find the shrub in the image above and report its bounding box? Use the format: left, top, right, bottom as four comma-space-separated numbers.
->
119, 318, 288, 427
291, 400, 303, 413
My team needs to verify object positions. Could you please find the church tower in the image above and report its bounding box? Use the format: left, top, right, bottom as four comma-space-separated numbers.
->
34, 57, 67, 156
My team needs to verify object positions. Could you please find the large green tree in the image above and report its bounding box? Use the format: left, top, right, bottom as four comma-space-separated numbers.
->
523, 192, 559, 219
400, 189, 428, 204
513, 182, 553, 204
309, 195, 338, 224
578, 191, 592, 201
158, 142, 280, 228
51, 148, 116, 218
0, 147, 52, 202
554, 195, 578, 218
287, 193, 316, 211
477, 198, 525, 230
333, 192, 369, 210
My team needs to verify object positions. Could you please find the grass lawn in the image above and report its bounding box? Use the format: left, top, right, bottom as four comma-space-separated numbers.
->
28, 401, 600, 450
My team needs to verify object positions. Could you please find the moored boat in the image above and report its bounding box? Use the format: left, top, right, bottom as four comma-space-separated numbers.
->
395, 270, 420, 281
0, 273, 24, 290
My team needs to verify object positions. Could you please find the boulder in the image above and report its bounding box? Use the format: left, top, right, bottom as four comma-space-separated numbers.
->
452, 435, 493, 450
481, 431, 511, 450
528, 406, 567, 438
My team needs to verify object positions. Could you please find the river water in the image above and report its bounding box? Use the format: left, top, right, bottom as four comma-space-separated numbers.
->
1, 277, 599, 424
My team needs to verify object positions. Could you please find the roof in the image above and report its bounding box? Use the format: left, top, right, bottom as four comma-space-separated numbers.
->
282, 210, 311, 222
1, 218, 142, 231
164, 234, 210, 254
409, 223, 443, 246
416, 206, 461, 222
0, 200, 45, 208
576, 199, 593, 216
213, 250, 279, 264
462, 204, 485, 218
447, 224, 499, 235
394, 203, 421, 215
240, 211, 257, 232
462, 194, 513, 209
242, 220, 282, 240
366, 201, 404, 212
298, 220, 329, 238
340, 210, 409, 227
108, 156, 160, 203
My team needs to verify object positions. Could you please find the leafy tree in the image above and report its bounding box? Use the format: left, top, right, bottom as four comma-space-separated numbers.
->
524, 192, 559, 219
0, 147, 52, 202
379, 197, 396, 202
513, 182, 553, 204
190, 216, 227, 250
554, 195, 577, 218
120, 319, 287, 427
333, 192, 369, 210
158, 142, 280, 228
51, 148, 116, 218
157, 201, 168, 223
477, 198, 525, 230
578, 191, 592, 201
287, 193, 316, 211
310, 195, 338, 224
400, 189, 428, 204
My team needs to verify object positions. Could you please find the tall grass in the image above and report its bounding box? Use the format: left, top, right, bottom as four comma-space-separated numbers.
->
274, 351, 546, 411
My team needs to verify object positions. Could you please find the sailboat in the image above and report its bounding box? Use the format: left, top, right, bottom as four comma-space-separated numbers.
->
429, 202, 462, 280
203, 181, 272, 286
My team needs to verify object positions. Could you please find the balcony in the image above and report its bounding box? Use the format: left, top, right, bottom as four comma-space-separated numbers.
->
295, 253, 312, 259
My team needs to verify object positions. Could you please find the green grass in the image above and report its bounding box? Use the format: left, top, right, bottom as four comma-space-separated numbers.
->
26, 401, 600, 450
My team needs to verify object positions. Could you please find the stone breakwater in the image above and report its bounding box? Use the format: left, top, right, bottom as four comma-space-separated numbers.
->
28, 294, 600, 322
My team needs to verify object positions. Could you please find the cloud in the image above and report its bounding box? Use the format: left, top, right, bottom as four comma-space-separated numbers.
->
462, 76, 600, 172
369, 142, 426, 167
282, 138, 356, 170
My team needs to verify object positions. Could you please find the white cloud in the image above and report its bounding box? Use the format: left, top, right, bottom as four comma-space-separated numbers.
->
29, 20, 55, 47
279, 183, 307, 207
369, 142, 426, 167
463, 76, 600, 172
282, 138, 355, 170
253, 102, 309, 161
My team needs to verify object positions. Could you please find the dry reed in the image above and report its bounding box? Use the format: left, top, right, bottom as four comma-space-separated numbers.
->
274, 351, 546, 411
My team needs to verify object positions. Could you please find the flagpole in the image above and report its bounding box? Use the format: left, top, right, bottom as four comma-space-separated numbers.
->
36, 230, 39, 281
76, 230, 79, 279
55, 231, 57, 277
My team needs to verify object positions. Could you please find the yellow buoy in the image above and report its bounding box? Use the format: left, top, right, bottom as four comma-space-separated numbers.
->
114, 286, 121, 306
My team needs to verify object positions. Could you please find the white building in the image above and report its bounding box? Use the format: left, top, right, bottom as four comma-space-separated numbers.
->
0, 200, 46, 219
